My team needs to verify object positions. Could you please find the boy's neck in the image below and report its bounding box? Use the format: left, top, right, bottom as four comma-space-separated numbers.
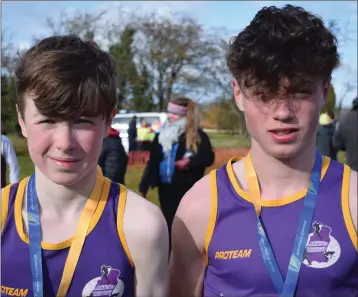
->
32, 167, 98, 216
249, 140, 317, 200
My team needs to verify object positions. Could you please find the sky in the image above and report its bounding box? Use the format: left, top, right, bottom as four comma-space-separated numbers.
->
2, 1, 357, 107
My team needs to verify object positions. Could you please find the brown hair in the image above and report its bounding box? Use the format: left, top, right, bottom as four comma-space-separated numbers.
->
170, 96, 200, 152
15, 35, 117, 122
227, 5, 339, 99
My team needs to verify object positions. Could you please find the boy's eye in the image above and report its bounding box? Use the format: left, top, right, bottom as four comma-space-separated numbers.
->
74, 119, 94, 124
39, 119, 55, 124
292, 91, 312, 99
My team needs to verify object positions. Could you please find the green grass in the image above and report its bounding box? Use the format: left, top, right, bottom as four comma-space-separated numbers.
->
6, 133, 346, 206
206, 131, 251, 149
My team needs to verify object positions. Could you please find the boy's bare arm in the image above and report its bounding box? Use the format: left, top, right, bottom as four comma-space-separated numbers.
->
169, 174, 212, 297
124, 190, 169, 297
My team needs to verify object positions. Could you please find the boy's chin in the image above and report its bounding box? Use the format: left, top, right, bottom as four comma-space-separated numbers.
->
43, 167, 95, 187
48, 171, 86, 187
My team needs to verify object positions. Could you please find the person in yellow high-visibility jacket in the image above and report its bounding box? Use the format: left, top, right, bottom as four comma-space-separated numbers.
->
137, 120, 155, 151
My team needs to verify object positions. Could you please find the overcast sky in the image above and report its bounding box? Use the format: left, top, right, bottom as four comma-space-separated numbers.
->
2, 1, 357, 107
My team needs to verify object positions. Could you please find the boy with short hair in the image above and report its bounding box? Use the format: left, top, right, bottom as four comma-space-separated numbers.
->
169, 5, 357, 297
1, 35, 168, 297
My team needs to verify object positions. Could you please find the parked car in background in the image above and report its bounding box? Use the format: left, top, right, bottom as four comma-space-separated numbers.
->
111, 112, 168, 152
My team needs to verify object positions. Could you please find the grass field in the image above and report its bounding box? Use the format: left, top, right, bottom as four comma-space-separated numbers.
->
6, 133, 346, 206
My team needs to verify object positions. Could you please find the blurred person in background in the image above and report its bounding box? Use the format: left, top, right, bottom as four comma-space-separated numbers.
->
151, 120, 162, 135
98, 126, 128, 185
139, 96, 215, 251
1, 133, 20, 188
137, 119, 155, 151
128, 115, 137, 151
333, 98, 358, 171
316, 109, 337, 160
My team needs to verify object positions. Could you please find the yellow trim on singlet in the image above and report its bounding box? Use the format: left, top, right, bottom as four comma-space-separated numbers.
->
226, 156, 331, 206
1, 184, 12, 232
341, 165, 358, 251
116, 184, 135, 268
14, 169, 109, 250
204, 170, 219, 265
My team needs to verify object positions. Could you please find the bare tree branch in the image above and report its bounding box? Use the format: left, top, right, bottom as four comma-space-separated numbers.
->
132, 12, 224, 110
1, 29, 16, 75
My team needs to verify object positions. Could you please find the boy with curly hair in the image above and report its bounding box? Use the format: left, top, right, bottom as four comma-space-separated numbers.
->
169, 5, 357, 297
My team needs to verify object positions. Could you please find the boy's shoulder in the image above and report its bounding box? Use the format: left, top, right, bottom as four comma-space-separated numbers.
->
122, 189, 169, 267
123, 189, 167, 241
174, 172, 214, 231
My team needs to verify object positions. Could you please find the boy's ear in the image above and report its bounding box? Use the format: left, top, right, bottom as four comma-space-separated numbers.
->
16, 105, 28, 138
112, 108, 117, 119
322, 81, 331, 108
108, 108, 117, 127
232, 79, 245, 111
103, 108, 117, 138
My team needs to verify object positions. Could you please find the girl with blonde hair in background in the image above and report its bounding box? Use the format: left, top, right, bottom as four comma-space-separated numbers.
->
139, 96, 215, 251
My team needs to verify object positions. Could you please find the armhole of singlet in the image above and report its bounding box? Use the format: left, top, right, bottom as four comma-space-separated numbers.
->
1, 185, 12, 232
116, 184, 135, 268
341, 164, 358, 251
204, 169, 218, 266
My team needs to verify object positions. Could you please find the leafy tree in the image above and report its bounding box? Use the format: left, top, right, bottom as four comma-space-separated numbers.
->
134, 13, 220, 110
109, 26, 139, 108
1, 76, 20, 134
321, 84, 336, 114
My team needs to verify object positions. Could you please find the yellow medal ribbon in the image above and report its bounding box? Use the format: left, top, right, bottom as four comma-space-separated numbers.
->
56, 167, 110, 297
245, 152, 262, 216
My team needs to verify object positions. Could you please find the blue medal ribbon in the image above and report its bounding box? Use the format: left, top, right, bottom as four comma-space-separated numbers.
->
27, 175, 44, 297
247, 151, 322, 297
26, 168, 105, 297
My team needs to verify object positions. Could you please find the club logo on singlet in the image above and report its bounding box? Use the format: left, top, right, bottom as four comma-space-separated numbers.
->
82, 265, 124, 297
302, 222, 341, 269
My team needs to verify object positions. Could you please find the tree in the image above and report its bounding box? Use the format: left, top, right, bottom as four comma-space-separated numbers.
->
202, 96, 246, 134
1, 76, 20, 134
44, 9, 107, 43
321, 84, 336, 114
109, 26, 154, 110
109, 26, 139, 108
1, 29, 16, 75
197, 36, 233, 98
131, 63, 155, 111
1, 30, 20, 134
328, 20, 357, 113
336, 80, 355, 113
215, 98, 238, 133
133, 13, 220, 110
